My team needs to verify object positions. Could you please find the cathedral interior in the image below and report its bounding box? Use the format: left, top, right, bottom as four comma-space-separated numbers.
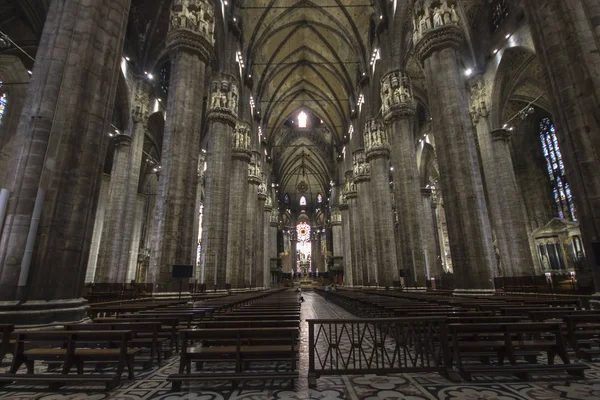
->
0, 0, 600, 398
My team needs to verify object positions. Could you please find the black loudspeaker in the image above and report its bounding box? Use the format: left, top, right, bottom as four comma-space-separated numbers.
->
172, 264, 194, 279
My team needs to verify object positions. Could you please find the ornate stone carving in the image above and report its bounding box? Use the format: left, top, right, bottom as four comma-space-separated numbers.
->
264, 193, 273, 210
232, 121, 251, 161
270, 207, 280, 225
170, 0, 214, 44
166, 1, 214, 62
247, 153, 261, 185
352, 151, 370, 183
381, 70, 415, 121
468, 77, 488, 125
413, 0, 461, 44
364, 118, 389, 160
131, 79, 152, 124
207, 73, 238, 125
491, 128, 511, 142
331, 207, 342, 225
413, 1, 464, 64
342, 175, 357, 200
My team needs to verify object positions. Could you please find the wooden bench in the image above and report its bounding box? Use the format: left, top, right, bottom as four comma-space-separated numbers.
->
65, 322, 166, 367
564, 314, 600, 360
0, 324, 14, 362
0, 330, 140, 390
95, 316, 178, 355
451, 322, 587, 381
168, 327, 299, 390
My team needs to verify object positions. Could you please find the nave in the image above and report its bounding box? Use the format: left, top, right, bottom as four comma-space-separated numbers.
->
1, 289, 600, 399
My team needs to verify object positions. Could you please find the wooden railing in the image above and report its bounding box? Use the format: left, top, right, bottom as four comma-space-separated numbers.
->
307, 317, 452, 387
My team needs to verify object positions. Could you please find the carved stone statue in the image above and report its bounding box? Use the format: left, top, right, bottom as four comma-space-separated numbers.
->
441, 0, 451, 24
229, 84, 238, 114
210, 81, 220, 108
433, 7, 443, 27
450, 4, 459, 23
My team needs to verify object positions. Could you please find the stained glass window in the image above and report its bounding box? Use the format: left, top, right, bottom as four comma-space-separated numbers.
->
299, 196, 306, 206
296, 222, 312, 270
159, 65, 170, 97
539, 118, 576, 221
0, 82, 6, 124
490, 0, 508, 32
284, 193, 290, 203
317, 193, 323, 203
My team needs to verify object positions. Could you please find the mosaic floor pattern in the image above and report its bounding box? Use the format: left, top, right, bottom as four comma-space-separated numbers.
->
0, 292, 599, 399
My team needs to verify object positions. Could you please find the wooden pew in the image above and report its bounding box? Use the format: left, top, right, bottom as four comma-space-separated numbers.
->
451, 322, 587, 381
65, 322, 166, 366
0, 330, 140, 390
169, 327, 299, 390
564, 314, 600, 360
95, 316, 178, 355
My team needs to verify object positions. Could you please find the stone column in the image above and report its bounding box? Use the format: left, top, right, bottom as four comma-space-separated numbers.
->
345, 175, 361, 286
311, 235, 320, 274
381, 70, 427, 286
421, 188, 443, 279
263, 194, 273, 288
491, 128, 536, 276
200, 74, 239, 290
353, 151, 378, 286
364, 118, 400, 287
469, 79, 534, 278
255, 178, 267, 289
225, 122, 251, 289
0, 0, 131, 323
269, 208, 279, 284
339, 198, 353, 287
523, 1, 600, 288
151, 1, 214, 292
96, 79, 150, 283
290, 237, 297, 277
331, 207, 343, 259
414, 9, 496, 290
243, 153, 260, 288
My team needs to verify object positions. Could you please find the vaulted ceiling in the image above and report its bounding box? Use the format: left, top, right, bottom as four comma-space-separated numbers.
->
241, 0, 374, 199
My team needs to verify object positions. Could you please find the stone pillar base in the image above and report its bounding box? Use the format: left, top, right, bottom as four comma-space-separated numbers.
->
0, 298, 89, 327
453, 289, 496, 297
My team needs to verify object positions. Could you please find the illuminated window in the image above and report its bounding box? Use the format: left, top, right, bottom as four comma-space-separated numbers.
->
298, 111, 308, 128
539, 118, 576, 221
317, 193, 323, 203
299, 196, 306, 206
0, 82, 6, 124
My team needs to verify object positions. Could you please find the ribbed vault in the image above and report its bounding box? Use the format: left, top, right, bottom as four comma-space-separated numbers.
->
242, 0, 373, 202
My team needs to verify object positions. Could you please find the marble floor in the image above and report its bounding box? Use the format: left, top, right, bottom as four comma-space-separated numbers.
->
0, 292, 599, 399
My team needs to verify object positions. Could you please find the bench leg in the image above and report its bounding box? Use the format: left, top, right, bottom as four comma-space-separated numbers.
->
171, 381, 182, 392
127, 356, 135, 379
25, 360, 34, 374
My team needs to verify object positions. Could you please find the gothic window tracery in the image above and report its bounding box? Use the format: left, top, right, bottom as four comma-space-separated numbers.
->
490, 0, 508, 32
299, 196, 307, 206
539, 118, 576, 221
